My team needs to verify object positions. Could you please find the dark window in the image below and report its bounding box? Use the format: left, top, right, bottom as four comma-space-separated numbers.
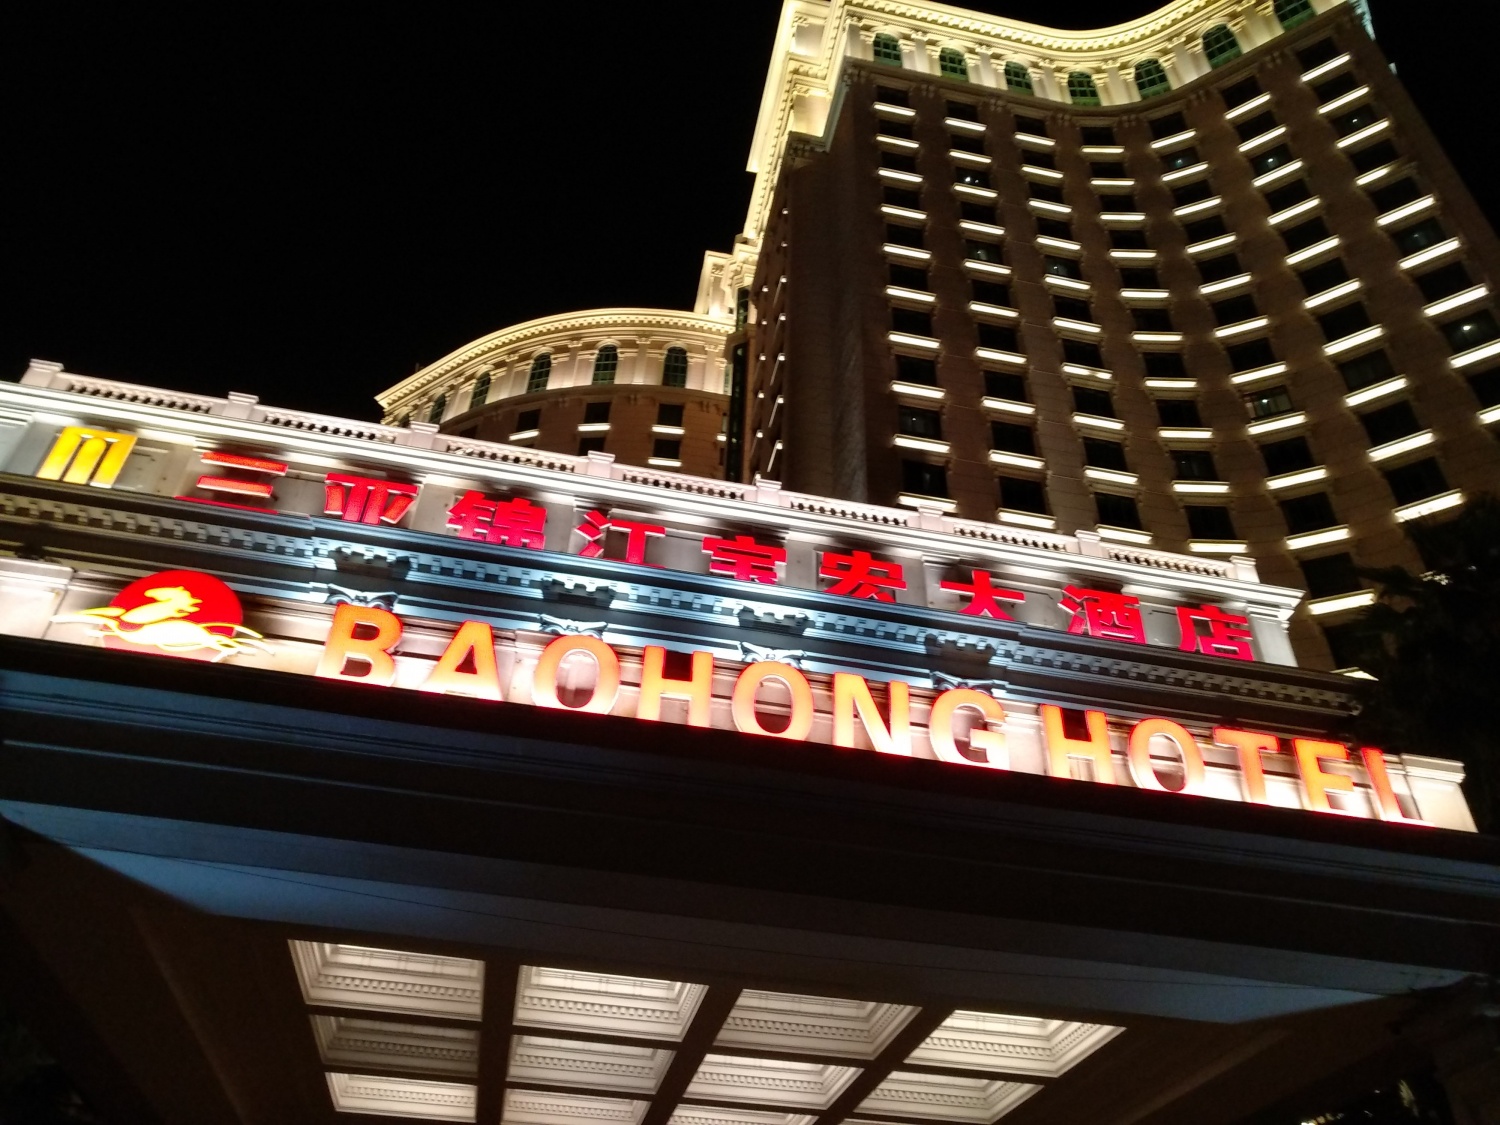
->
1156, 399, 1202, 426
1187, 506, 1237, 540
1184, 216, 1229, 244
991, 421, 1036, 455
470, 372, 491, 408
885, 223, 924, 247
592, 346, 618, 385
1160, 145, 1201, 172
1338, 349, 1396, 390
1172, 449, 1218, 480
1415, 262, 1473, 302
1132, 308, 1175, 332
516, 408, 541, 431
1283, 217, 1332, 252
1110, 228, 1149, 250
662, 347, 689, 388
1298, 258, 1350, 295
1014, 115, 1048, 136
1080, 125, 1116, 145
972, 280, 1010, 305
657, 403, 684, 426
1053, 296, 1092, 321
1044, 256, 1083, 280
1198, 253, 1243, 283
1281, 492, 1339, 534
1035, 218, 1073, 240
1004, 61, 1034, 95
1248, 143, 1293, 177
898, 406, 943, 438
965, 239, 1004, 262
1092, 163, 1127, 179
1120, 266, 1160, 288
583, 401, 611, 424
895, 355, 938, 385
1149, 112, 1187, 139
889, 263, 929, 289
1296, 38, 1340, 71
578, 435, 607, 455
876, 86, 910, 107
652, 438, 682, 460
1100, 193, 1141, 214
1095, 492, 1142, 529
1359, 400, 1421, 445
1391, 217, 1447, 255
1202, 23, 1242, 68
1220, 75, 1261, 108
1261, 435, 1315, 475
881, 151, 918, 173
950, 132, 984, 153
1171, 180, 1213, 207
1137, 58, 1172, 98
1020, 149, 1057, 169
1073, 386, 1115, 417
892, 307, 934, 336
1264, 179, 1312, 212
956, 168, 991, 188
999, 476, 1048, 513
978, 324, 1020, 352
527, 354, 551, 393
901, 460, 949, 497
1470, 367, 1500, 407
1245, 384, 1294, 418
1322, 622, 1367, 670
1317, 302, 1373, 342
1384, 457, 1449, 505
1301, 553, 1362, 599
1350, 139, 1399, 174
884, 186, 922, 208
1442, 310, 1500, 353
1313, 71, 1360, 104
1226, 337, 1277, 372
1330, 104, 1379, 139
984, 371, 1028, 400
1369, 177, 1422, 214
1143, 352, 1187, 378
960, 201, 997, 223
874, 34, 904, 66
1235, 111, 1277, 143
1213, 294, 1259, 325
1030, 182, 1065, 204
879, 119, 915, 139
946, 100, 979, 121
1083, 438, 1128, 470
1062, 339, 1105, 367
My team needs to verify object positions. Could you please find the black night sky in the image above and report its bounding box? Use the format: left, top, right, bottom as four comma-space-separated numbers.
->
5, 1, 1497, 421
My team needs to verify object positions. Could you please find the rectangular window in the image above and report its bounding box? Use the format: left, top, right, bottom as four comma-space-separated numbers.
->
1220, 75, 1261, 108
956, 168, 991, 188
578, 435, 607, 455
1184, 216, 1229, 244
1317, 301, 1373, 342
984, 371, 1027, 400
991, 421, 1036, 455
1020, 149, 1056, 170
1062, 339, 1104, 367
1301, 553, 1362, 599
885, 223, 924, 248
1172, 449, 1218, 480
1296, 38, 1340, 71
972, 279, 1010, 305
652, 438, 682, 460
1313, 71, 1360, 104
1350, 139, 1399, 174
1369, 177, 1422, 214
1383, 457, 1449, 505
876, 86, 910, 106
1171, 181, 1213, 208
1110, 228, 1149, 250
1187, 506, 1236, 540
978, 324, 1020, 352
1053, 296, 1091, 321
1264, 179, 1312, 212
1073, 386, 1115, 417
898, 406, 943, 438
1248, 143, 1293, 177
1261, 435, 1315, 475
657, 403, 685, 426
1014, 114, 1048, 136
960, 201, 997, 223
950, 133, 985, 154
1044, 256, 1083, 280
946, 100, 979, 121
1337, 349, 1395, 391
895, 355, 938, 385
1095, 492, 1142, 529
1282, 217, 1332, 252
1197, 253, 1243, 283
1391, 217, 1447, 256
884, 186, 922, 208
1160, 146, 1200, 172
892, 307, 934, 336
1156, 399, 1201, 426
517, 408, 541, 432
1035, 218, 1073, 240
1083, 438, 1128, 471
1143, 352, 1187, 379
1234, 110, 1277, 142
1298, 258, 1350, 295
1149, 112, 1187, 139
1442, 310, 1500, 353
999, 475, 1048, 513
1469, 367, 1500, 407
901, 460, 949, 497
881, 151, 918, 173
1099, 194, 1139, 213
1415, 262, 1473, 302
1081, 124, 1116, 145
880, 119, 915, 140
1132, 307, 1175, 332
1330, 104, 1379, 139
1090, 161, 1126, 178
1245, 384, 1294, 418
583, 401, 611, 424
1280, 492, 1338, 534
890, 263, 929, 289
965, 239, 1004, 263
1120, 266, 1160, 288
1213, 294, 1259, 325
1359, 400, 1421, 445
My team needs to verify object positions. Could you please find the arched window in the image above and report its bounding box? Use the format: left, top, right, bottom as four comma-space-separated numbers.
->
1068, 71, 1101, 107
1203, 24, 1242, 68
428, 395, 447, 424
1273, 0, 1316, 29
872, 33, 902, 66
527, 353, 551, 394
1004, 61, 1034, 94
470, 372, 491, 409
939, 47, 968, 81
1135, 58, 1171, 99
662, 347, 689, 388
592, 344, 618, 385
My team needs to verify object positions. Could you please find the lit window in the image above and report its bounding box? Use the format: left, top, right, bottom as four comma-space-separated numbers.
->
593, 345, 618, 385
873, 33, 902, 66
1275, 0, 1316, 30
470, 372, 491, 408
1203, 24, 1242, 68
1442, 310, 1500, 354
428, 395, 447, 424
1004, 61, 1033, 94
527, 354, 551, 394
1067, 72, 1101, 107
663, 346, 689, 387
1135, 58, 1170, 99
1245, 384, 1294, 419
939, 47, 968, 81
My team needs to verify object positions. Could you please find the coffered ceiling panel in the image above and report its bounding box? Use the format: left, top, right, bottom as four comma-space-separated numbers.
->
312, 1014, 479, 1077
684, 1054, 861, 1109
325, 1071, 477, 1121
855, 1071, 1041, 1123
904, 1012, 1123, 1079
291, 941, 485, 1021
515, 966, 707, 1041
715, 990, 920, 1059
509, 1035, 676, 1094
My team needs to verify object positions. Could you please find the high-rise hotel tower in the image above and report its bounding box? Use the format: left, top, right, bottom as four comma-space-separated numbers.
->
383, 0, 1500, 670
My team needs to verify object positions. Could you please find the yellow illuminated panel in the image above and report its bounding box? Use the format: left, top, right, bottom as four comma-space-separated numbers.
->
35, 426, 138, 487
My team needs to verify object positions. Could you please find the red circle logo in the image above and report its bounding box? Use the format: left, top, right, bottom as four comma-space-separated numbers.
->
58, 569, 267, 662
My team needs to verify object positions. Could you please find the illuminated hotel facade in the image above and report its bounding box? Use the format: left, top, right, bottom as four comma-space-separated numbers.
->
384, 0, 1500, 672
2, 2, 1499, 1125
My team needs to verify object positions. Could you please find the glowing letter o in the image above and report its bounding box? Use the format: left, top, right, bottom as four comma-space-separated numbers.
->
731, 661, 814, 741
928, 689, 1008, 769
1127, 717, 1206, 794
532, 635, 620, 715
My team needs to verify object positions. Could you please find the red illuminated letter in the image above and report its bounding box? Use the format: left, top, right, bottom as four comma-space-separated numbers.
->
1360, 747, 1427, 825
1040, 705, 1114, 783
532, 635, 621, 715
819, 550, 906, 602
1213, 727, 1278, 804
702, 536, 785, 584
928, 689, 1007, 769
1293, 739, 1356, 815
638, 646, 714, 728
831, 673, 911, 756
316, 603, 402, 685
939, 570, 1025, 619
421, 620, 503, 701
731, 661, 814, 741
1127, 717, 1206, 795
